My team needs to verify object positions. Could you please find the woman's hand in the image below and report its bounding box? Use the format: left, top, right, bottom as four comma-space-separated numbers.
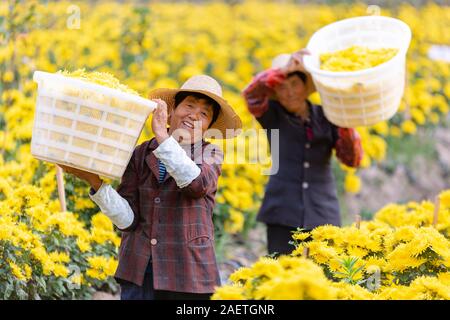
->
243, 78, 269, 104
58, 164, 103, 191
151, 98, 169, 144
281, 49, 311, 74
335, 128, 363, 168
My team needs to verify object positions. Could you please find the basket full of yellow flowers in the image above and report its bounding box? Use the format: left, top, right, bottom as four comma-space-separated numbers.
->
31, 69, 157, 179
304, 16, 411, 128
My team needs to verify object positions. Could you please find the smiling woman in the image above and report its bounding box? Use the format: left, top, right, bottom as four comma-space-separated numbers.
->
148, 74, 242, 141
174, 91, 221, 128
167, 92, 220, 144
56, 74, 243, 300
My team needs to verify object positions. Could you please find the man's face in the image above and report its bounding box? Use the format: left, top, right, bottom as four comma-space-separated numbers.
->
168, 95, 215, 144
274, 75, 307, 113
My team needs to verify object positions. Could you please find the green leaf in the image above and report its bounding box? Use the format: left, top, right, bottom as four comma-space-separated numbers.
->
4, 282, 13, 299
16, 286, 28, 300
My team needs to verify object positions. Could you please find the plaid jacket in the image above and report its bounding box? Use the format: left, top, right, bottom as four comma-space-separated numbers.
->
114, 137, 223, 293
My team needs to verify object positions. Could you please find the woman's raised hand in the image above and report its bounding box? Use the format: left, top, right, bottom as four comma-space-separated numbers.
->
281, 49, 311, 74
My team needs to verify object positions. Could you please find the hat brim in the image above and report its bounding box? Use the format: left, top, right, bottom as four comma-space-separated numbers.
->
148, 88, 242, 139
271, 53, 317, 96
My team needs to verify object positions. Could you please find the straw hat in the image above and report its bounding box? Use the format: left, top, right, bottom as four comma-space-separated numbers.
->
148, 75, 242, 138
271, 53, 316, 96
271, 53, 292, 69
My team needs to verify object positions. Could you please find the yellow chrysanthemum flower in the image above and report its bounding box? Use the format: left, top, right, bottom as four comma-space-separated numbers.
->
320, 46, 399, 72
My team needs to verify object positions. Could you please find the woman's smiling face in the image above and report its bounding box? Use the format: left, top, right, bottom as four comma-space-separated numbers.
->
168, 95, 215, 144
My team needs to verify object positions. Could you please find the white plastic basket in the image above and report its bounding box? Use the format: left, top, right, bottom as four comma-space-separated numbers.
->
304, 16, 412, 128
32, 71, 157, 179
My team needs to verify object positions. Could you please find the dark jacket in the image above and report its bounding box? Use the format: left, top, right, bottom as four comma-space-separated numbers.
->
256, 100, 341, 229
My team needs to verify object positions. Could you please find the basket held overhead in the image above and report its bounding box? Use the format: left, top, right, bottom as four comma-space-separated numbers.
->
303, 16, 412, 128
